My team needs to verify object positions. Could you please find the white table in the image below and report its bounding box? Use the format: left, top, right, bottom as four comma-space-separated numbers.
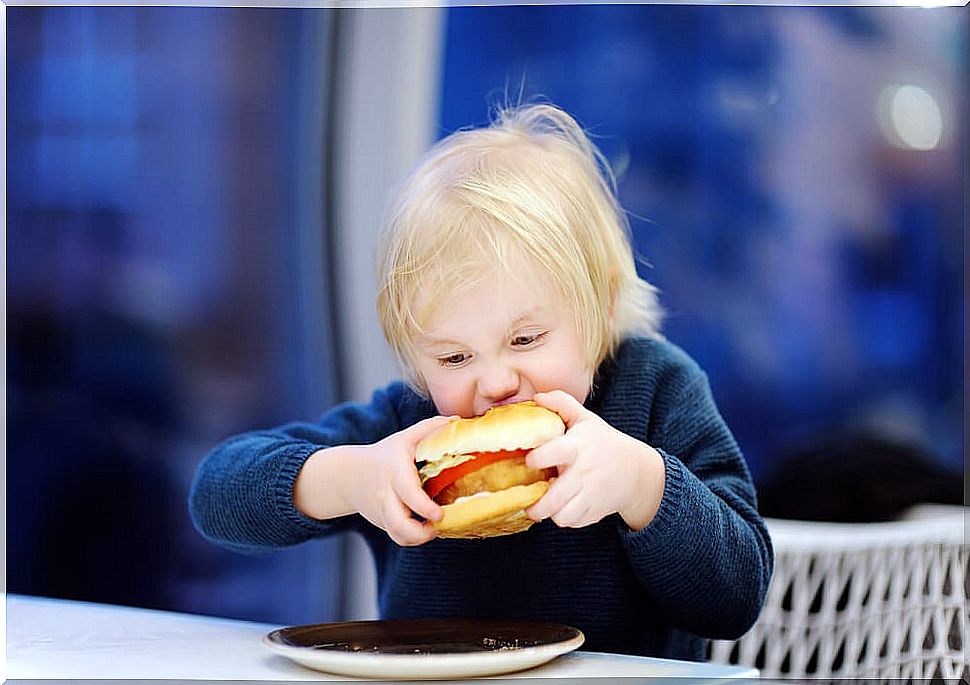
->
7, 594, 758, 681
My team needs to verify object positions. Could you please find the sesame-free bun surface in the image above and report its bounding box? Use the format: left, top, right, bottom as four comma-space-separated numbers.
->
434, 481, 550, 539
416, 401, 565, 462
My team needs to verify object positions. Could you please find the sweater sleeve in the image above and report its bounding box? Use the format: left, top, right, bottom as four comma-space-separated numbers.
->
188, 382, 412, 554
618, 368, 774, 640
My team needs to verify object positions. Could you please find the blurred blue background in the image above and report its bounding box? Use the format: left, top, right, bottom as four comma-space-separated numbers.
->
6, 5, 964, 625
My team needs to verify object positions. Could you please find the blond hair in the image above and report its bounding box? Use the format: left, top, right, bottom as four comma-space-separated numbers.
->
376, 103, 663, 394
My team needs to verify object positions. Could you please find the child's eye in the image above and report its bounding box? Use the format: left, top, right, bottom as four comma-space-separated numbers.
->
437, 352, 470, 368
511, 332, 546, 347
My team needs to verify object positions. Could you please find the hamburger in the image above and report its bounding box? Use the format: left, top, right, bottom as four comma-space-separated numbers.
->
415, 401, 565, 539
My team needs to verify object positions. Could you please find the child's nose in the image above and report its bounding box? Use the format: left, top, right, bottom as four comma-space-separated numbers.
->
478, 363, 520, 403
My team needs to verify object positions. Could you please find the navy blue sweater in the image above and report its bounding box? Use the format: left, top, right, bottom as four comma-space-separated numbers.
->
189, 337, 773, 661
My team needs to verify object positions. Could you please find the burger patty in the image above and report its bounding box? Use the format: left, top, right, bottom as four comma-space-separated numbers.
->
435, 457, 556, 505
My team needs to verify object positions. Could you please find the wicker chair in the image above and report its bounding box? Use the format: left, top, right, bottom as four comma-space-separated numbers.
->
709, 505, 968, 680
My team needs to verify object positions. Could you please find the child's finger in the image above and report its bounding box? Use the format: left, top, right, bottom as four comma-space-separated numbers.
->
533, 390, 589, 429
402, 414, 459, 445
394, 469, 443, 522
382, 496, 437, 546
525, 435, 576, 471
526, 470, 581, 521
388, 520, 436, 547
551, 497, 596, 529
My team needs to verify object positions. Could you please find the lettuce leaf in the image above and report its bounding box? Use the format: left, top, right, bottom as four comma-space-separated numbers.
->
417, 453, 477, 484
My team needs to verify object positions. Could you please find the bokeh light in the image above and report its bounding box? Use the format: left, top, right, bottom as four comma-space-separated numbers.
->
878, 84, 944, 151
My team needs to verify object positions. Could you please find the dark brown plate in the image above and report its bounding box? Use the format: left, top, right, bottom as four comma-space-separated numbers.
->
263, 618, 585, 679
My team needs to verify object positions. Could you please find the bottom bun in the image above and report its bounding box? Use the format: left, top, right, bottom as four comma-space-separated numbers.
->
434, 480, 550, 539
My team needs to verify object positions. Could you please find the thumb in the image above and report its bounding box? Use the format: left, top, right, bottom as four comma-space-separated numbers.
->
533, 390, 590, 429
403, 414, 459, 446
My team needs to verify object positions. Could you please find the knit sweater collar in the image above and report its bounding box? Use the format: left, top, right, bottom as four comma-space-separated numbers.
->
586, 336, 654, 442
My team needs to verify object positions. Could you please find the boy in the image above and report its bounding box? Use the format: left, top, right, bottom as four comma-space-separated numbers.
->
190, 103, 772, 660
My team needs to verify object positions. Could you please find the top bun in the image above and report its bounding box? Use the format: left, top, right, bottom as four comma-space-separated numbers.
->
416, 401, 565, 463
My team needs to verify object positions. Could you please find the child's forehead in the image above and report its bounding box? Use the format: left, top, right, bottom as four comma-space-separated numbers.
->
413, 258, 569, 331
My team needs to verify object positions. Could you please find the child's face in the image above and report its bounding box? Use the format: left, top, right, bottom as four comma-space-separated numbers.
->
412, 257, 594, 418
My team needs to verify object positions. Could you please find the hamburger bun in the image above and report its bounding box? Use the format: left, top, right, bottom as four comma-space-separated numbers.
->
416, 401, 565, 539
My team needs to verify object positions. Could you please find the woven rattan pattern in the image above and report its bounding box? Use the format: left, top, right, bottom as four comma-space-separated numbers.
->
709, 505, 967, 680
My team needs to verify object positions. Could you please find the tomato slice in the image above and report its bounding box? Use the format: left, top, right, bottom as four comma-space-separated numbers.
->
423, 449, 530, 501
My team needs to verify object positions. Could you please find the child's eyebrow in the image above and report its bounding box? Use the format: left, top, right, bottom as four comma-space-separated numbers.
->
507, 309, 546, 330
418, 335, 465, 349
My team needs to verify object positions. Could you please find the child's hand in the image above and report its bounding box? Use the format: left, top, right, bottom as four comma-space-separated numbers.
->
346, 415, 454, 546
524, 391, 666, 531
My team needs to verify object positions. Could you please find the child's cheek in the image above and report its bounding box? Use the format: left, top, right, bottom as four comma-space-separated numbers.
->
425, 377, 474, 418
534, 356, 588, 393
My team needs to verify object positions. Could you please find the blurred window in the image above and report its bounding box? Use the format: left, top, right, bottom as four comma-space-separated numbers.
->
8, 7, 343, 624
438, 5, 963, 482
